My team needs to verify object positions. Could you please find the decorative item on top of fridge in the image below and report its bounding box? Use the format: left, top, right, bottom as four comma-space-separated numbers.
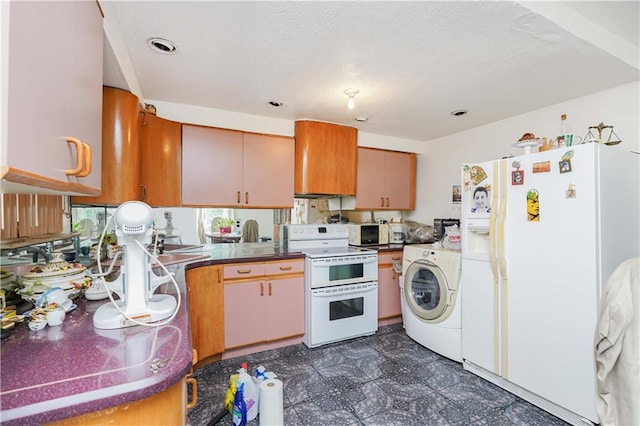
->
584, 122, 622, 145
512, 132, 541, 155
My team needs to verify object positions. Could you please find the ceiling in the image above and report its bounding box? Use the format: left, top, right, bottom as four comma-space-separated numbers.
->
101, 1, 639, 142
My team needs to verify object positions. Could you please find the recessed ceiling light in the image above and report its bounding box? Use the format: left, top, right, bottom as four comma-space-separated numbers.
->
450, 109, 468, 117
268, 101, 283, 107
147, 38, 177, 54
354, 117, 368, 122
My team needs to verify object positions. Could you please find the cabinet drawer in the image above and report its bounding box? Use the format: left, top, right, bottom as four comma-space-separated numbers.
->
223, 263, 266, 280
378, 251, 403, 266
265, 260, 304, 276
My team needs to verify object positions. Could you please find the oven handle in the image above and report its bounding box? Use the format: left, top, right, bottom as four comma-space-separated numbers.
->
311, 256, 378, 268
312, 283, 377, 297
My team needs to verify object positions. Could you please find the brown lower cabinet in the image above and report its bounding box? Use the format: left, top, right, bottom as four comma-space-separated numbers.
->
378, 251, 403, 320
46, 378, 187, 425
186, 265, 225, 362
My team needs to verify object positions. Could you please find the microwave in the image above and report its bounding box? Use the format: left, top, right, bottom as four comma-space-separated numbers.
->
347, 223, 389, 246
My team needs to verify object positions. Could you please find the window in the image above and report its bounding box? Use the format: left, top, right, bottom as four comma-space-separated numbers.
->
198, 208, 234, 233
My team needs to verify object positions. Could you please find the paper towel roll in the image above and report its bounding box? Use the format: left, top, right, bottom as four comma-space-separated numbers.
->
259, 378, 284, 426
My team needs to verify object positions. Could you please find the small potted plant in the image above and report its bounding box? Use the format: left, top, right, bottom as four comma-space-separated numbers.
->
216, 218, 235, 234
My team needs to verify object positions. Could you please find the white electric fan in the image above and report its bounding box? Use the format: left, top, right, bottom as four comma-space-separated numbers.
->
93, 201, 177, 329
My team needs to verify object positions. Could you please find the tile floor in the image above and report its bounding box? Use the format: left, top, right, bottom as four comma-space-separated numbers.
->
188, 323, 568, 426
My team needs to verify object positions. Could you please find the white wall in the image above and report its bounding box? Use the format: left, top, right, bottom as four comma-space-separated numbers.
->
408, 82, 640, 224
149, 82, 639, 232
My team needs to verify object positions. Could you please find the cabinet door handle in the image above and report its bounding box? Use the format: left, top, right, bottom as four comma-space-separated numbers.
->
186, 377, 198, 409
268, 282, 272, 296
76, 142, 92, 177
380, 197, 385, 207
392, 270, 397, 280
237, 269, 252, 274
140, 185, 147, 200
217, 269, 221, 283
260, 282, 264, 296
391, 257, 402, 261
139, 111, 147, 126
65, 137, 85, 176
385, 197, 390, 207
237, 191, 241, 204
279, 266, 292, 271
245, 192, 249, 205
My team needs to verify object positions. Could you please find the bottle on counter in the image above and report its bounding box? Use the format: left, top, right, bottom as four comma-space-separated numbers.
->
232, 382, 247, 426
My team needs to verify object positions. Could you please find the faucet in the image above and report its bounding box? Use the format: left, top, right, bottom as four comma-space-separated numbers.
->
25, 246, 52, 263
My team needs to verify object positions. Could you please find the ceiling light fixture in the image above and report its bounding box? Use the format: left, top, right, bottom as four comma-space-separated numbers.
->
147, 38, 178, 55
354, 117, 368, 122
344, 89, 359, 110
268, 101, 283, 107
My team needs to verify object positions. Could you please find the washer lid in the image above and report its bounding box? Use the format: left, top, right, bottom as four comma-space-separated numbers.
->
403, 260, 454, 321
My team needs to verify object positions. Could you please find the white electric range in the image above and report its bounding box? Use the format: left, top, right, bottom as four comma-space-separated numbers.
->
282, 224, 379, 347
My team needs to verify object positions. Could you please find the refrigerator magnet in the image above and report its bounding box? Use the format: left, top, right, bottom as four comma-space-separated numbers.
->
470, 165, 488, 185
559, 160, 572, 173
512, 170, 524, 185
561, 150, 575, 161
566, 183, 576, 199
527, 189, 540, 222
532, 161, 551, 173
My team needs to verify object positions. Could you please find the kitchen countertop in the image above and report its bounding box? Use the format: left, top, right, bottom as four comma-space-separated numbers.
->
0, 292, 192, 425
0, 242, 405, 424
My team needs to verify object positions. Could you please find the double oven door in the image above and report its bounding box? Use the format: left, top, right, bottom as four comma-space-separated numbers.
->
303, 252, 378, 348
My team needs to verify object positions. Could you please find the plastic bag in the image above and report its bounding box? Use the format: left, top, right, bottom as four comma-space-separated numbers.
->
403, 220, 435, 244
442, 225, 461, 250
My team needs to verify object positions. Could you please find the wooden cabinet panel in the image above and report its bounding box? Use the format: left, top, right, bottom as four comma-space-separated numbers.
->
223, 263, 266, 280
265, 277, 304, 341
242, 133, 294, 208
73, 87, 141, 205
384, 150, 413, 210
343, 148, 416, 210
186, 265, 224, 360
264, 259, 304, 276
294, 121, 358, 196
224, 280, 265, 348
2, 1, 102, 195
378, 251, 403, 320
355, 148, 386, 208
182, 125, 294, 208
140, 113, 182, 206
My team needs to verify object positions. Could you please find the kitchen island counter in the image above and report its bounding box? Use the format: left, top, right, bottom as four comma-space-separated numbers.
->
0, 293, 192, 425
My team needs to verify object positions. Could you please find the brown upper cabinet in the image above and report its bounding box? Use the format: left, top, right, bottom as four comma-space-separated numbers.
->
182, 125, 294, 208
139, 112, 182, 207
341, 147, 416, 210
73, 87, 141, 206
1, 1, 103, 196
73, 87, 182, 207
294, 121, 358, 196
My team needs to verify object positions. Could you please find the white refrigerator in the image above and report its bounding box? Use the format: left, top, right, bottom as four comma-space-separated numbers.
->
460, 143, 639, 425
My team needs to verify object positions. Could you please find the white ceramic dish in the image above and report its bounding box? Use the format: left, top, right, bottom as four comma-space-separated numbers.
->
512, 138, 542, 154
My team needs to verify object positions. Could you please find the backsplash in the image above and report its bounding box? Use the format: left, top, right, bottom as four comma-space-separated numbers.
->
1, 194, 64, 240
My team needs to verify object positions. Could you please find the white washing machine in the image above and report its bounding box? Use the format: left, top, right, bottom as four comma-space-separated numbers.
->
401, 244, 462, 362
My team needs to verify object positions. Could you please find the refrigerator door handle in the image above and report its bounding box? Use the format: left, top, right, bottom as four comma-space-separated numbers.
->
498, 158, 509, 379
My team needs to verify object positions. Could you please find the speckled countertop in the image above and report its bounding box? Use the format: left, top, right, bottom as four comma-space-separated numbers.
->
0, 294, 192, 425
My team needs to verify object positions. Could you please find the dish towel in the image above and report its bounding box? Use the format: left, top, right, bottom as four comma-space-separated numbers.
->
594, 257, 639, 426
242, 220, 259, 243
